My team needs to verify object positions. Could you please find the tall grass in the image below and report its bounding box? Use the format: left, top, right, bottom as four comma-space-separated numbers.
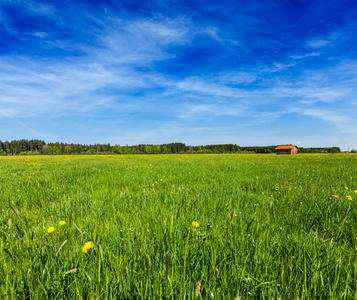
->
0, 154, 357, 299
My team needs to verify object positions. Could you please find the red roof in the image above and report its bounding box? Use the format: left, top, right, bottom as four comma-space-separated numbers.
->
275, 145, 298, 150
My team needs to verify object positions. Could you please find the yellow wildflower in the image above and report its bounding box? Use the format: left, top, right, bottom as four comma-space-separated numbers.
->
347, 195, 352, 200
47, 227, 55, 233
192, 221, 199, 228
82, 241, 95, 253
354, 190, 357, 194
59, 220, 66, 226
345, 187, 349, 190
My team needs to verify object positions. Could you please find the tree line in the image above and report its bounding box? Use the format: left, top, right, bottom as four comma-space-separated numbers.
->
0, 139, 342, 155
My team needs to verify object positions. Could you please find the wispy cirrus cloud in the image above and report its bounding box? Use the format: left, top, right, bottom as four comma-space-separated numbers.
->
298, 108, 357, 134
290, 52, 320, 60
306, 39, 330, 49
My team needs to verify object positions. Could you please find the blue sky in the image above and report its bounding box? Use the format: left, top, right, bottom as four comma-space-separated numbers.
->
0, 0, 356, 150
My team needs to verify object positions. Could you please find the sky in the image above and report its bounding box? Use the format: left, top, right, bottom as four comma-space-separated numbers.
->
0, 0, 356, 150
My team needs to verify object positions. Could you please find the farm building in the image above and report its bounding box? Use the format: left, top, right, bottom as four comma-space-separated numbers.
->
275, 145, 298, 155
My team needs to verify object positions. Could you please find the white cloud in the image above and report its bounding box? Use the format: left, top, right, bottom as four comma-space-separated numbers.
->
290, 52, 320, 59
179, 103, 245, 119
202, 26, 240, 47
305, 30, 348, 50
93, 16, 194, 65
28, 31, 48, 38
25, 1, 55, 15
173, 76, 252, 100
306, 39, 330, 48
298, 108, 357, 134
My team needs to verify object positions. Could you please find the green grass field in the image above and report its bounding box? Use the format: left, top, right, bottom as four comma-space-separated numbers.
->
1, 154, 357, 299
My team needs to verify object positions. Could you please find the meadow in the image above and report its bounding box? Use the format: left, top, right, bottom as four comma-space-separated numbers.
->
0, 154, 357, 299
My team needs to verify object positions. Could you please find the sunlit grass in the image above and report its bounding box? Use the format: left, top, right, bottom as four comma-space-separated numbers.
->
1, 154, 357, 299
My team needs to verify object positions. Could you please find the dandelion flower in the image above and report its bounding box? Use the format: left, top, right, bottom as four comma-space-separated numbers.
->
347, 195, 352, 200
59, 220, 66, 226
82, 241, 95, 253
192, 221, 199, 228
345, 187, 349, 190
47, 227, 55, 233
354, 190, 357, 194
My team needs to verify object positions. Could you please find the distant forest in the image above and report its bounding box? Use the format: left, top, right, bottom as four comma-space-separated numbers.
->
0, 139, 342, 155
